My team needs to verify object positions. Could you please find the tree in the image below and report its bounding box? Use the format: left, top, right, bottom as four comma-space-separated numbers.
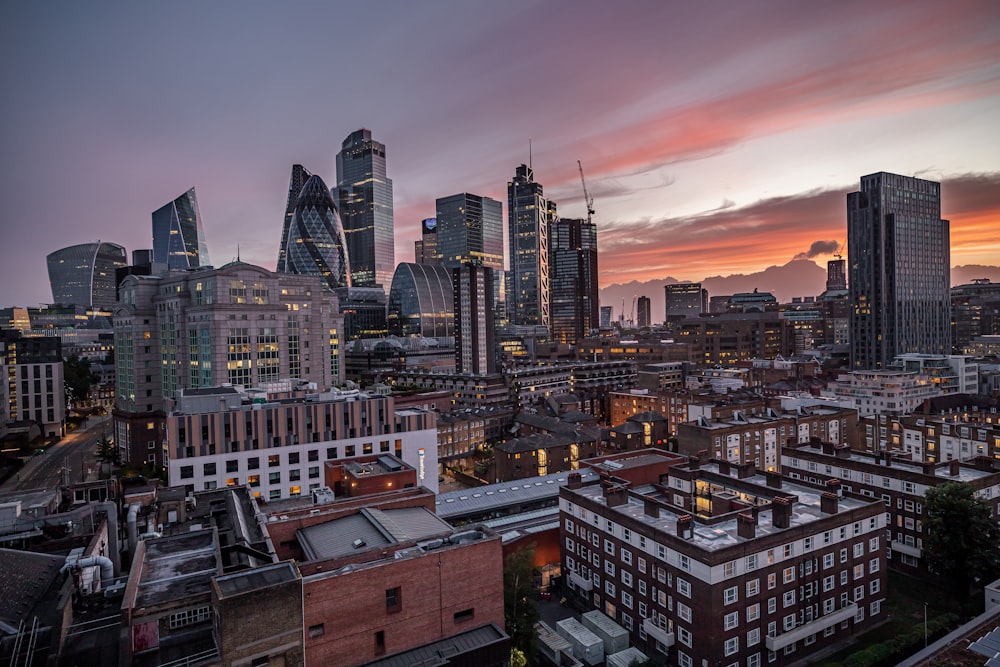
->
923, 481, 1000, 597
504, 546, 539, 658
64, 354, 98, 406
95, 437, 120, 476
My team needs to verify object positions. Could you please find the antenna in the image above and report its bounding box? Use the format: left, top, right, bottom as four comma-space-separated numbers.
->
528, 138, 533, 170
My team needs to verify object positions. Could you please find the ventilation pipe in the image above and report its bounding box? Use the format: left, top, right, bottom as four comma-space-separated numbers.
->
61, 556, 114, 588
95, 501, 120, 576
127, 503, 140, 554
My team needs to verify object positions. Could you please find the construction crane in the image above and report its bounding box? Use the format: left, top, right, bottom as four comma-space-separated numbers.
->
578, 160, 595, 224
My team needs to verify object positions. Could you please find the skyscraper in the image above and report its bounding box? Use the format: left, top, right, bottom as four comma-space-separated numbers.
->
282, 174, 351, 291
435, 193, 503, 270
549, 217, 598, 345
453, 264, 496, 375
664, 283, 707, 319
152, 187, 210, 273
336, 129, 394, 291
414, 217, 440, 265
507, 165, 552, 328
277, 164, 313, 273
826, 258, 847, 291
46, 241, 127, 309
848, 172, 951, 370
636, 296, 652, 328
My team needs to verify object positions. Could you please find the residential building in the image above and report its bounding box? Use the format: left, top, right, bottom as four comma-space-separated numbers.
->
675, 314, 793, 365
824, 370, 940, 417
560, 453, 887, 666
609, 412, 670, 451
1, 330, 65, 437
892, 354, 978, 395
636, 296, 652, 329
848, 172, 951, 369
664, 283, 706, 320
951, 279, 1000, 353
46, 241, 127, 309
280, 173, 351, 290
387, 262, 455, 338
151, 187, 210, 273
550, 217, 599, 345
453, 264, 497, 375
494, 427, 598, 482
508, 164, 552, 328
336, 129, 395, 291
436, 410, 486, 474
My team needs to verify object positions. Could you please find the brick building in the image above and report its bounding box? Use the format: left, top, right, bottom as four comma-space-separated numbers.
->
560, 452, 887, 666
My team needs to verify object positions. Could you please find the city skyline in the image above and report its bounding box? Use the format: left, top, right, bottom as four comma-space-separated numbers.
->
1, 1, 998, 307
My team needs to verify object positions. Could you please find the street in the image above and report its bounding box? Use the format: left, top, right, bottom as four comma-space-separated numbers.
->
2, 416, 110, 493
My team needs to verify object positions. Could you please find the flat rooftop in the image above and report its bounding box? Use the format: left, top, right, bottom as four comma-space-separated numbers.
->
133, 529, 219, 609
785, 446, 998, 484
435, 469, 599, 520
214, 560, 298, 599
297, 506, 453, 562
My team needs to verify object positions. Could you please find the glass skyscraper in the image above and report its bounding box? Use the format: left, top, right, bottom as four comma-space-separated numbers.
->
435, 193, 503, 271
387, 262, 454, 338
46, 241, 127, 309
283, 174, 351, 291
336, 129, 394, 291
848, 172, 951, 370
277, 164, 313, 273
507, 164, 553, 328
549, 217, 598, 344
151, 187, 210, 273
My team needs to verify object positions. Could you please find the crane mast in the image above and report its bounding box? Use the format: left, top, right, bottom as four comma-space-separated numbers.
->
577, 160, 595, 225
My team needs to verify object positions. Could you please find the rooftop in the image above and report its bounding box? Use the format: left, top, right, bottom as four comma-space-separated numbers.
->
297, 506, 453, 562
133, 529, 219, 609
435, 469, 599, 520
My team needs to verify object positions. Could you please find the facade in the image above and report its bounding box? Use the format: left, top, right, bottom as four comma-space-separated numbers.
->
436, 192, 503, 272
453, 264, 497, 375
550, 217, 599, 345
665, 283, 707, 319
415, 217, 440, 264
281, 174, 351, 291
848, 172, 951, 369
600, 306, 613, 329
151, 187, 210, 273
508, 164, 553, 328
858, 410, 1000, 462
276, 163, 313, 273
782, 441, 1000, 571
892, 354, 978, 395
952, 279, 1000, 352
165, 384, 439, 498
387, 262, 455, 338
636, 296, 652, 329
824, 370, 940, 417
560, 453, 888, 666
336, 129, 395, 291
113, 263, 344, 466
826, 259, 847, 292
675, 314, 793, 365
46, 242, 127, 309
332, 286, 388, 341
1, 330, 66, 437
494, 429, 599, 483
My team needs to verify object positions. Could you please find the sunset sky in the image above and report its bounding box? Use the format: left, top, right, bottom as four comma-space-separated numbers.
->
1, 0, 998, 308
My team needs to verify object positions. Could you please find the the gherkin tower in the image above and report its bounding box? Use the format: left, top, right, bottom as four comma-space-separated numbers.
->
283, 174, 351, 290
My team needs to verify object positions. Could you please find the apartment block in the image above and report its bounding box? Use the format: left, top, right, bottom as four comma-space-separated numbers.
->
1, 330, 66, 437
560, 452, 887, 666
859, 411, 1000, 462
824, 370, 940, 417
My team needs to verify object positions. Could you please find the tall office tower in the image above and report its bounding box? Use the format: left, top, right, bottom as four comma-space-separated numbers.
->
114, 263, 344, 467
636, 296, 652, 328
414, 217, 440, 264
599, 306, 613, 329
276, 164, 313, 272
336, 129, 394, 291
435, 193, 504, 270
549, 217, 599, 345
664, 282, 707, 319
507, 165, 552, 328
453, 264, 497, 375
152, 187, 210, 274
848, 172, 951, 370
281, 174, 351, 291
826, 258, 847, 291
46, 241, 127, 309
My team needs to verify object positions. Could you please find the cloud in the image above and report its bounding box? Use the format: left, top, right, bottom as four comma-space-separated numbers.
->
794, 240, 841, 260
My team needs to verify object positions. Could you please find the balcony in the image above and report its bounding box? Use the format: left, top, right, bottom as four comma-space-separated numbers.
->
641, 618, 675, 647
568, 570, 593, 592
765, 603, 858, 651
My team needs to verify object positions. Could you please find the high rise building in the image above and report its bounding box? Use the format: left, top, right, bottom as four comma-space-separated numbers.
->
152, 187, 210, 273
435, 193, 503, 270
599, 306, 613, 329
664, 282, 707, 319
848, 172, 951, 370
281, 174, 351, 291
46, 242, 127, 310
276, 164, 313, 273
1, 330, 65, 438
453, 264, 496, 375
826, 258, 847, 291
336, 129, 394, 291
636, 296, 652, 328
549, 217, 599, 345
414, 217, 440, 265
507, 165, 552, 328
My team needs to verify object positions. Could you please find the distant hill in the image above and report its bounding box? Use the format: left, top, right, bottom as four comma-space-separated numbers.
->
600, 261, 1000, 322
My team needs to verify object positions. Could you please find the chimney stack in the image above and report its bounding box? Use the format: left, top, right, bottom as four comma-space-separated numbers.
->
827, 478, 841, 496
772, 496, 792, 529
950, 459, 961, 477
922, 461, 936, 476
676, 514, 693, 539
822, 441, 835, 456
737, 512, 756, 539
567, 472, 582, 489
820, 492, 838, 515
718, 460, 731, 476
835, 445, 851, 460
765, 470, 782, 489
738, 462, 756, 479
644, 497, 660, 518
689, 455, 701, 471
605, 485, 628, 507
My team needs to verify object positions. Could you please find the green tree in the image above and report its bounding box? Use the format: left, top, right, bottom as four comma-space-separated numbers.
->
95, 437, 120, 476
64, 354, 98, 406
504, 546, 539, 658
924, 481, 1000, 597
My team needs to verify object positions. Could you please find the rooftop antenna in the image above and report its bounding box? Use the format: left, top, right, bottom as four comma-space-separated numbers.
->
528, 138, 533, 171
236, 244, 241, 262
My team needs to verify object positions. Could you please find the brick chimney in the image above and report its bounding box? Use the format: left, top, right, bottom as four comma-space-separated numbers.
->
644, 497, 660, 518
820, 492, 838, 515
826, 478, 841, 496
922, 461, 936, 476
885, 453, 892, 467
737, 512, 756, 539
765, 470, 782, 489
822, 441, 835, 456
676, 514, 693, 539
950, 459, 961, 476
737, 462, 756, 479
606, 485, 628, 507
772, 496, 792, 529
718, 460, 731, 476
835, 445, 851, 460
567, 472, 582, 489
689, 455, 701, 471
810, 437, 822, 449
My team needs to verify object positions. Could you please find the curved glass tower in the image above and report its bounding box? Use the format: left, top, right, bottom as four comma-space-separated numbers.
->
152, 187, 210, 273
276, 164, 313, 273
283, 174, 351, 291
387, 262, 454, 338
46, 241, 127, 309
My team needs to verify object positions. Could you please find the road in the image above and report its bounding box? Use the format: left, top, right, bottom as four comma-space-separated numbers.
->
2, 416, 110, 493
